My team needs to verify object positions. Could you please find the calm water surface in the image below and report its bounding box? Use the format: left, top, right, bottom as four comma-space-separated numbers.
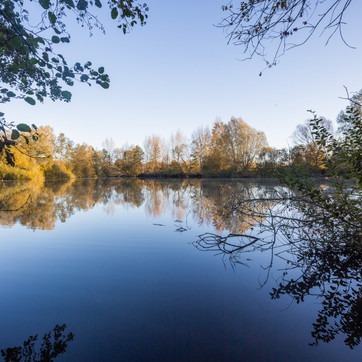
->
0, 179, 360, 361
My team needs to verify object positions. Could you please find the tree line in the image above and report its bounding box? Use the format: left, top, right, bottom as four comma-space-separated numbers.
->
0, 97, 358, 180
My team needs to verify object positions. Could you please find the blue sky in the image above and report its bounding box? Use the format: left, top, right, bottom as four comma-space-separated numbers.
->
2, 0, 362, 149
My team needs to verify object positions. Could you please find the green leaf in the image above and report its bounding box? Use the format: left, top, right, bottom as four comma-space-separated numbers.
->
36, 37, 45, 45
111, 7, 118, 19
52, 36, 60, 44
98, 67, 105, 74
77, 0, 88, 11
95, 0, 102, 8
39, 0, 51, 9
80, 74, 89, 82
11, 130, 20, 140
61, 37, 70, 43
7, 91, 16, 98
42, 52, 49, 62
17, 124, 32, 133
48, 11, 57, 25
24, 96, 36, 105
0, 112, 4, 117
63, 0, 75, 7
61, 91, 72, 101
101, 82, 110, 89
32, 124, 38, 130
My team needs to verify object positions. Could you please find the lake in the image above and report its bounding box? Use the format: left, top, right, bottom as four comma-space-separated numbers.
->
0, 178, 360, 361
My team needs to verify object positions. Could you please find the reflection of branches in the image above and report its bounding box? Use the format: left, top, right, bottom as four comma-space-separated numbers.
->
193, 187, 362, 348
1, 324, 74, 362
271, 240, 362, 348
194, 233, 260, 267
0, 194, 31, 212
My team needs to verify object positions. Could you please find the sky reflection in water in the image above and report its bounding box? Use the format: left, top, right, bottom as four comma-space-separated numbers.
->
0, 179, 360, 361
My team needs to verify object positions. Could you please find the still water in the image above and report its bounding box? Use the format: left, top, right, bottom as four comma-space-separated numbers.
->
0, 179, 360, 361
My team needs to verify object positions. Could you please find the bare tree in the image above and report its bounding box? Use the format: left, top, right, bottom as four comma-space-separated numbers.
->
219, 1, 354, 69
102, 138, 116, 162
170, 130, 188, 164
191, 126, 212, 171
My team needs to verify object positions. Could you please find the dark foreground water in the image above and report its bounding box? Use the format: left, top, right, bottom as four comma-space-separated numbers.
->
0, 179, 360, 361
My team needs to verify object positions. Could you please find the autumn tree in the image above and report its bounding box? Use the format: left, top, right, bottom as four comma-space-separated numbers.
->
55, 133, 74, 161
203, 120, 226, 174
223, 117, 268, 172
204, 118, 268, 175
115, 145, 144, 176
68, 144, 97, 178
143, 135, 164, 173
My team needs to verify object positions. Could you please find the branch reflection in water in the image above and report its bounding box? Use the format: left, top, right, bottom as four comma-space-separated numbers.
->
193, 183, 361, 349
1, 324, 73, 362
0, 178, 360, 350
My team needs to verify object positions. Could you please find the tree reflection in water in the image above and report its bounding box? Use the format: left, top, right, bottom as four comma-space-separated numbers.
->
1, 324, 73, 362
193, 183, 361, 349
0, 179, 360, 349
0, 178, 147, 230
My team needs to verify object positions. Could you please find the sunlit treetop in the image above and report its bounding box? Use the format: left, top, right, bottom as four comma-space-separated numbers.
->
0, 0, 149, 105
220, 0, 354, 71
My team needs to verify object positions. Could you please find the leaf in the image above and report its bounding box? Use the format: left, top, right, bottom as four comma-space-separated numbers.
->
95, 0, 102, 8
17, 124, 32, 133
77, 0, 88, 11
63, 0, 75, 7
101, 82, 110, 89
80, 74, 89, 82
7, 91, 16, 98
48, 11, 57, 25
111, 7, 118, 19
11, 130, 20, 140
5, 149, 15, 167
61, 91, 72, 101
39, 0, 51, 9
0, 112, 4, 117
36, 37, 45, 45
61, 37, 70, 43
98, 67, 104, 74
24, 97, 36, 105
52, 36, 60, 44
42, 52, 49, 62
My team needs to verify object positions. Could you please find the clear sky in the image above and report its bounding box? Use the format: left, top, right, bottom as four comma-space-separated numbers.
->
2, 0, 362, 150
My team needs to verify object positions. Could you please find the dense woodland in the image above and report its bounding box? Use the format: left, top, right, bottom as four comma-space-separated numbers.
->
0, 107, 350, 180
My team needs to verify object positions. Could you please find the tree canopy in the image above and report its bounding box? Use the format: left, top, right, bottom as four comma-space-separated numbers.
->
0, 0, 148, 165
0, 0, 148, 104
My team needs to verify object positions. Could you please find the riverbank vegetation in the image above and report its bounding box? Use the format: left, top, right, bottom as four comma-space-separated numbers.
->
1, 95, 359, 180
